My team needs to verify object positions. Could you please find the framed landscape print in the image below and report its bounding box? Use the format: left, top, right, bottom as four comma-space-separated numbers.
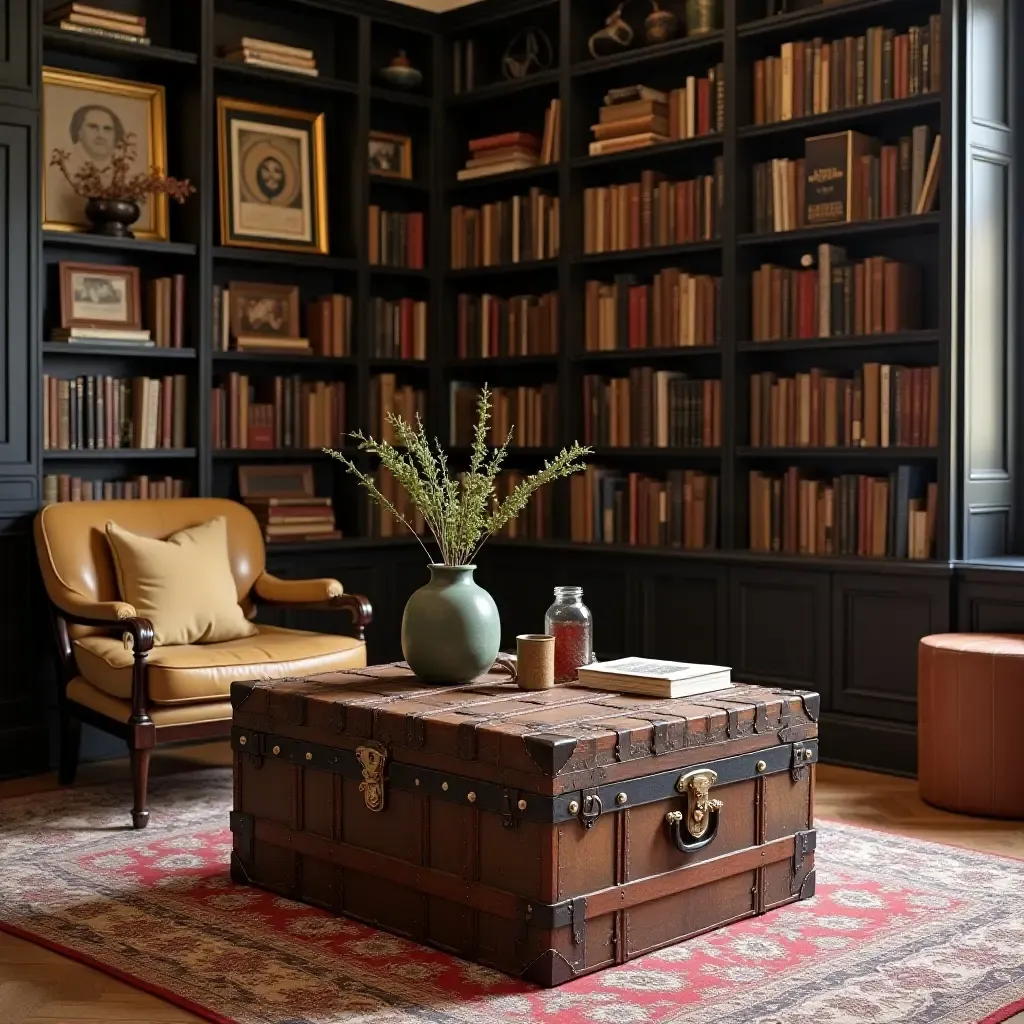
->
42, 67, 168, 239
228, 282, 300, 340
59, 262, 141, 330
368, 130, 412, 180
217, 98, 328, 254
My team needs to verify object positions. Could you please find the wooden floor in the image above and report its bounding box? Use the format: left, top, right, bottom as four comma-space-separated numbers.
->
1, 743, 1022, 1024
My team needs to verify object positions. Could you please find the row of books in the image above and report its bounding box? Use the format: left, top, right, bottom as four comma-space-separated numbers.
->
748, 467, 937, 559
583, 163, 723, 254
589, 76, 725, 157
585, 271, 721, 352
210, 375, 345, 450
455, 293, 558, 359
570, 468, 719, 550
368, 208, 425, 269
749, 364, 940, 450
43, 374, 187, 451
456, 108, 561, 181
47, 2, 150, 46
368, 375, 426, 445
583, 373, 721, 450
753, 17, 942, 126
450, 191, 560, 269
449, 384, 558, 448
754, 127, 939, 233
367, 297, 428, 360
43, 474, 187, 504
211, 287, 352, 356
751, 249, 921, 342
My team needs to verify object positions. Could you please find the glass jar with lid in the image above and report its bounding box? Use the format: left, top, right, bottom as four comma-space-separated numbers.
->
544, 586, 593, 683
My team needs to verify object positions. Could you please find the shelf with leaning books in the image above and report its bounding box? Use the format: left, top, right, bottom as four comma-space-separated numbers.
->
739, 93, 942, 140
736, 329, 939, 353
573, 134, 723, 170
738, 211, 940, 246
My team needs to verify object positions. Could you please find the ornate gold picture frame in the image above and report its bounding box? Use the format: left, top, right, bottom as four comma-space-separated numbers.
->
217, 97, 329, 254
42, 67, 169, 239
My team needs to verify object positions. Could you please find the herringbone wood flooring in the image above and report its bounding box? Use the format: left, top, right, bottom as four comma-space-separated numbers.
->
1, 743, 1021, 1024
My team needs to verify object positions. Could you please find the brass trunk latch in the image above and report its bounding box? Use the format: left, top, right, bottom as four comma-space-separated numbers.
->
666, 768, 723, 852
356, 742, 387, 812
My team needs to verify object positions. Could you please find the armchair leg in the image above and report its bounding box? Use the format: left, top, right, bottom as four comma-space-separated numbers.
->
58, 710, 81, 786
130, 747, 151, 830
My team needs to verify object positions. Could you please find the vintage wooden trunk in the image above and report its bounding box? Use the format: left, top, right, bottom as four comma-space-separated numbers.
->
230, 665, 819, 986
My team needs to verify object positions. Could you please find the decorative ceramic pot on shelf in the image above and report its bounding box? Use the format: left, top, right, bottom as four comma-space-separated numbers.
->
380, 50, 423, 90
644, 1, 679, 45
85, 197, 141, 238
401, 564, 501, 684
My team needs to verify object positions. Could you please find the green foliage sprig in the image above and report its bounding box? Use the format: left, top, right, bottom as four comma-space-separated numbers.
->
324, 384, 591, 566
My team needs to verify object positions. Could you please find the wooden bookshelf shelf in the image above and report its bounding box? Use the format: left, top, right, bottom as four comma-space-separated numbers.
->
573, 347, 722, 364
369, 359, 431, 371
43, 232, 197, 256
737, 331, 940, 353
737, 447, 940, 460
212, 59, 358, 95
447, 67, 560, 106
267, 536, 423, 555
577, 240, 721, 266
370, 176, 431, 193
212, 449, 340, 460
42, 343, 198, 360
445, 259, 559, 280
211, 247, 358, 272
44, 449, 197, 461
369, 265, 430, 280
448, 355, 560, 369
370, 86, 432, 108
571, 33, 724, 78
738, 93, 942, 140
41, 26, 198, 65
588, 447, 723, 459
447, 164, 560, 193
571, 134, 723, 170
212, 352, 357, 369
738, 0, 926, 39
738, 212, 941, 247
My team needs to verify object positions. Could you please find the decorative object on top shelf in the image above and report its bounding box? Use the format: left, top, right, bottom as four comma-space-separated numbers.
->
589, 3, 634, 59
379, 51, 423, 91
685, 0, 717, 37
324, 384, 591, 683
43, 68, 186, 240
217, 97, 328, 255
238, 464, 340, 544
645, 2, 679, 44
46, 2, 150, 47
368, 130, 412, 180
502, 26, 553, 81
221, 37, 318, 77
228, 282, 309, 354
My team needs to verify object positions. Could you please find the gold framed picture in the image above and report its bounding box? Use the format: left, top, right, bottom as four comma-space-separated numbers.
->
368, 130, 412, 180
217, 97, 328, 254
228, 282, 300, 340
42, 67, 168, 239
59, 261, 142, 330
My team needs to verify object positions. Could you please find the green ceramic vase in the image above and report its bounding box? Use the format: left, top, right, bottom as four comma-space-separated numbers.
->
401, 564, 501, 684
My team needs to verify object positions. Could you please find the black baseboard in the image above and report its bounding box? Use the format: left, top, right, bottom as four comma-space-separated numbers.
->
819, 712, 917, 778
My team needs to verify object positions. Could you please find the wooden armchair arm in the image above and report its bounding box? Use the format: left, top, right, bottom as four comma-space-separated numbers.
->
253, 573, 373, 641
52, 596, 155, 725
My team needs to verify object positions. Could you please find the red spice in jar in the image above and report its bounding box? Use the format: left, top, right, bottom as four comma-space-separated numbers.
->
551, 620, 591, 683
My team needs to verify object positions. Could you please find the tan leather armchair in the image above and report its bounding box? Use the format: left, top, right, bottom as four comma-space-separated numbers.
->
34, 497, 372, 829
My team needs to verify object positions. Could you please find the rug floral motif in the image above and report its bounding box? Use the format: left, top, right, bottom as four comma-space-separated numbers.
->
0, 769, 1022, 1024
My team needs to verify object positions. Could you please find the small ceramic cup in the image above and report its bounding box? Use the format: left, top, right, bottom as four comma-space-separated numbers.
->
516, 634, 556, 690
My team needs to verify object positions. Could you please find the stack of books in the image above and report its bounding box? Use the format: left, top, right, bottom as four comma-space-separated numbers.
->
456, 132, 540, 181
47, 3, 150, 46
577, 658, 733, 699
50, 326, 153, 348
220, 38, 318, 77
590, 86, 671, 157
244, 496, 340, 545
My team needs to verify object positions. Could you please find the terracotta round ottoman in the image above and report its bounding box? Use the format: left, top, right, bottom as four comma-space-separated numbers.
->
918, 634, 1024, 818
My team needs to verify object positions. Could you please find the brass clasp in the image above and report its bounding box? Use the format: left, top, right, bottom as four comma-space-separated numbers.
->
355, 742, 387, 812
669, 768, 723, 844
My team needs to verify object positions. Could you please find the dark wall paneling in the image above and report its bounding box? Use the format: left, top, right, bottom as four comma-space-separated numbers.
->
0, 0, 35, 97
641, 565, 728, 668
957, 567, 1024, 632
831, 573, 951, 723
818, 713, 918, 778
728, 568, 830, 702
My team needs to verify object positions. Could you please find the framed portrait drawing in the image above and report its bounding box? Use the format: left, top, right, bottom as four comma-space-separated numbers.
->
42, 68, 168, 239
217, 98, 328, 254
228, 282, 300, 340
368, 130, 412, 180
59, 262, 142, 330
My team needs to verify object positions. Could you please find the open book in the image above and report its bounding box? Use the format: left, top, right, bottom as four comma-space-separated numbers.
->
576, 658, 733, 698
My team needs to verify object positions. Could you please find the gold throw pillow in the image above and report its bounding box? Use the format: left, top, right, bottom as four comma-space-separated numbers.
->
104, 516, 257, 646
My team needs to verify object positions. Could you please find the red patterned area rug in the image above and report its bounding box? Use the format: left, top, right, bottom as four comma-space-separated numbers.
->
1, 769, 1022, 1024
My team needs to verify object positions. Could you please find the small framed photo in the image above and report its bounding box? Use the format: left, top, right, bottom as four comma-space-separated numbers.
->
229, 282, 300, 340
59, 261, 141, 330
238, 464, 315, 500
217, 97, 329, 254
368, 130, 412, 180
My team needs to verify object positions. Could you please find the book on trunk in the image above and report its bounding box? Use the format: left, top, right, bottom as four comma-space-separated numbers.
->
804, 130, 875, 225
576, 657, 733, 698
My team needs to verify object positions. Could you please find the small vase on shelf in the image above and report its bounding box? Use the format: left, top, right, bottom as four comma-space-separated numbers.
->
84, 198, 141, 238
